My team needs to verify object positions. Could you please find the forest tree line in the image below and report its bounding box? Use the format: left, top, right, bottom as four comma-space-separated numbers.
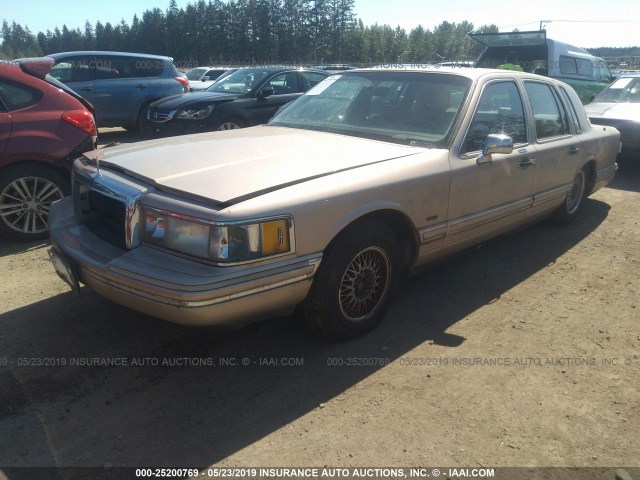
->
1, 0, 501, 67
3, 1, 639, 68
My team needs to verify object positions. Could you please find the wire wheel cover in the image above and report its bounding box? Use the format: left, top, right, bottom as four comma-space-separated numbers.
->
338, 246, 391, 322
566, 170, 586, 214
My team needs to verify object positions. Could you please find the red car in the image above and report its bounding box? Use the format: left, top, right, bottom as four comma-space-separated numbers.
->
0, 57, 97, 242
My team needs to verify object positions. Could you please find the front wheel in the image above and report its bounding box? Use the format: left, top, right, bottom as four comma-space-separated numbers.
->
551, 167, 589, 225
303, 223, 401, 339
0, 165, 69, 241
216, 118, 245, 131
127, 102, 152, 133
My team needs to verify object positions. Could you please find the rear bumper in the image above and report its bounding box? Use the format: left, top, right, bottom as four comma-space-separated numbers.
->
48, 197, 321, 327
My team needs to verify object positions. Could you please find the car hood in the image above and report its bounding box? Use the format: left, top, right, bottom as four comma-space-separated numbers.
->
150, 91, 240, 111
88, 126, 423, 205
585, 102, 640, 121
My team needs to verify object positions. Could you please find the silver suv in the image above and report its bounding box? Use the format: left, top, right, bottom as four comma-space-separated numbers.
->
48, 51, 189, 131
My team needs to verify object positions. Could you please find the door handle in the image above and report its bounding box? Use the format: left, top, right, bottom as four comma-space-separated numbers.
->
80, 87, 93, 92
135, 84, 147, 89
518, 158, 536, 169
569, 146, 579, 155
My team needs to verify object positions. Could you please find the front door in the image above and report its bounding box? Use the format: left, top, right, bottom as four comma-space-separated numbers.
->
445, 79, 536, 252
249, 71, 305, 124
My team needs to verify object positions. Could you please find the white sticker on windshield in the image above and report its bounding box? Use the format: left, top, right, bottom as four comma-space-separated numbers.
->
306, 75, 342, 95
611, 78, 633, 89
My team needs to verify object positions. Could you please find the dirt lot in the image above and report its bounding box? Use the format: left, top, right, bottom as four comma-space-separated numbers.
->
0, 132, 638, 479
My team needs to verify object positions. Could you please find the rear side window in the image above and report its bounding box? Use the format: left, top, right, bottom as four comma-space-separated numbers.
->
462, 81, 527, 154
301, 71, 328, 91
0, 79, 40, 110
50, 57, 94, 83
559, 55, 592, 77
558, 86, 583, 133
524, 82, 570, 139
93, 56, 164, 79
268, 72, 300, 94
95, 56, 135, 80
132, 57, 165, 77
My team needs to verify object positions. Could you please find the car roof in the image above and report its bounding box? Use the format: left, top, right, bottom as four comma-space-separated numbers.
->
47, 51, 173, 61
227, 66, 328, 75
347, 66, 555, 82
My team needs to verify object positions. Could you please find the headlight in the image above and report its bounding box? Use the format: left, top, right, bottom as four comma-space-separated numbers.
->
175, 104, 214, 120
142, 208, 292, 263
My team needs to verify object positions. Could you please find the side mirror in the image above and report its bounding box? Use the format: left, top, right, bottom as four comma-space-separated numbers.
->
258, 86, 274, 98
589, 93, 597, 102
202, 76, 210, 82
476, 134, 514, 164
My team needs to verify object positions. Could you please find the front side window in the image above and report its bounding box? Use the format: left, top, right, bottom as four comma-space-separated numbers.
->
524, 82, 570, 139
270, 71, 471, 147
462, 81, 527, 154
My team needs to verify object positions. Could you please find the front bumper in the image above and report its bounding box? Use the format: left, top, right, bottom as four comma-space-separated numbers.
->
48, 197, 321, 327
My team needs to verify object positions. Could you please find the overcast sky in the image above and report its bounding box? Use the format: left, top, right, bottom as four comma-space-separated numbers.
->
3, 0, 639, 48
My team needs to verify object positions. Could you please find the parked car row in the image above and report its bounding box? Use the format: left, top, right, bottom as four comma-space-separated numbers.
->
2, 47, 635, 247
185, 66, 233, 91
148, 67, 329, 132
48, 68, 620, 338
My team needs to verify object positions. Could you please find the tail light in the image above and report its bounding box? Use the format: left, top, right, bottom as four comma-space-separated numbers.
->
62, 110, 98, 138
175, 76, 190, 92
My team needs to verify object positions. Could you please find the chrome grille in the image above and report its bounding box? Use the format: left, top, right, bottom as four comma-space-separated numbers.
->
75, 186, 128, 249
72, 161, 147, 250
148, 110, 172, 122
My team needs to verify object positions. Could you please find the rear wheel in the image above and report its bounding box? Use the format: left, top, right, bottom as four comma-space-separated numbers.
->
0, 165, 69, 242
303, 222, 401, 339
551, 167, 588, 225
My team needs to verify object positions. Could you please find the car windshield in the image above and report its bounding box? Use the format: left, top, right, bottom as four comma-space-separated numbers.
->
269, 71, 472, 147
185, 68, 207, 80
207, 68, 271, 94
594, 77, 640, 103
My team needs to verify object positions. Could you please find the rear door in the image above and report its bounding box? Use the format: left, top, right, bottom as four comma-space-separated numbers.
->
522, 80, 581, 208
92, 55, 149, 127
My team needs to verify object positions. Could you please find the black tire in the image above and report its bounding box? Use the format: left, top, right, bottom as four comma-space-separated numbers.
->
131, 102, 152, 133
303, 222, 401, 339
216, 118, 245, 131
551, 166, 589, 225
0, 164, 70, 242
